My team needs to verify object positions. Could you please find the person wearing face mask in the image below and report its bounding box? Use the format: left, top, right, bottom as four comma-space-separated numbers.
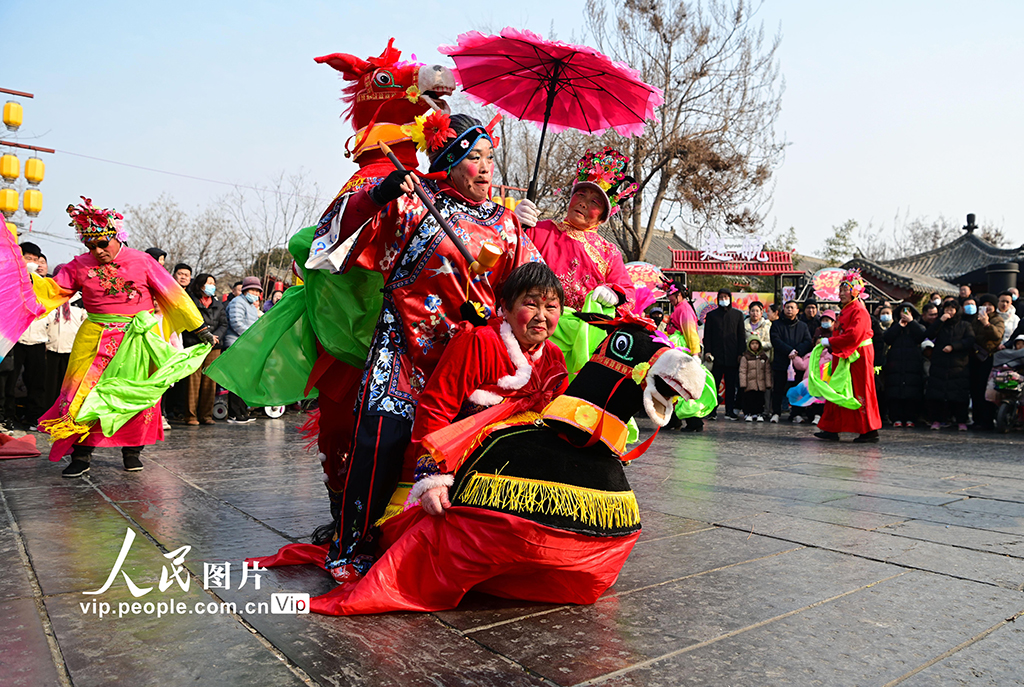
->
968, 295, 1004, 430
803, 309, 837, 424
514, 148, 636, 312
883, 303, 926, 427
224, 276, 264, 424
926, 293, 942, 309
923, 298, 975, 430
318, 112, 542, 582
1010, 287, 1024, 319
182, 274, 228, 425
703, 288, 745, 419
872, 306, 893, 425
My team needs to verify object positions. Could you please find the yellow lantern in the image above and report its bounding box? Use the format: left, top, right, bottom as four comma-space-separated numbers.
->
24, 157, 44, 185
5, 221, 16, 238
3, 101, 23, 131
504, 197, 519, 211
0, 188, 18, 216
0, 154, 18, 182
23, 188, 42, 217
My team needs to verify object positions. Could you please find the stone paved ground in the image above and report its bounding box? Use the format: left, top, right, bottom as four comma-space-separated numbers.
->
2, 414, 1023, 686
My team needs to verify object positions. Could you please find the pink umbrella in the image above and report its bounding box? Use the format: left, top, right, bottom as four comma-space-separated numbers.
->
439, 27, 664, 201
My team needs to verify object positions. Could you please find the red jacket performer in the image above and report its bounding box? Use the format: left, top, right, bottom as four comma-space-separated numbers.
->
814, 270, 882, 443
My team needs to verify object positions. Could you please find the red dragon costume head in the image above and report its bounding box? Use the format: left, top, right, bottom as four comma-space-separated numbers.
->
315, 38, 455, 179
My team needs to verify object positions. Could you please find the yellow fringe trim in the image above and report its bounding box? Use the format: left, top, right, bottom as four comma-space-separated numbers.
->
457, 473, 640, 530
374, 483, 413, 528
37, 413, 92, 442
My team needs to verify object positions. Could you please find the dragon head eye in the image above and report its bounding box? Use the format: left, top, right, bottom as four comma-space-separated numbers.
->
609, 332, 634, 360
373, 70, 394, 87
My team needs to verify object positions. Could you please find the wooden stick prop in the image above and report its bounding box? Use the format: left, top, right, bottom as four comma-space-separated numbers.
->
378, 142, 475, 266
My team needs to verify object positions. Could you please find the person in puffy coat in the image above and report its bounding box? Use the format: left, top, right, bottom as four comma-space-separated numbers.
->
768, 300, 812, 422
738, 338, 771, 420
924, 298, 975, 430
182, 273, 229, 425
883, 302, 926, 427
704, 288, 745, 419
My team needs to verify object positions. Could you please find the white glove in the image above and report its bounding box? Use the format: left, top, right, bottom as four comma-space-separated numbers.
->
591, 285, 619, 307
24, 262, 38, 275
514, 199, 539, 228
821, 337, 829, 348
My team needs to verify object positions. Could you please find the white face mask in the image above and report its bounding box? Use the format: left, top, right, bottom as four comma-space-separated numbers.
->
931, 299, 941, 306
718, 299, 730, 308
822, 320, 833, 329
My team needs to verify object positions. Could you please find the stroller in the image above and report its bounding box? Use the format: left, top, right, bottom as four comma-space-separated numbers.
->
986, 348, 1024, 433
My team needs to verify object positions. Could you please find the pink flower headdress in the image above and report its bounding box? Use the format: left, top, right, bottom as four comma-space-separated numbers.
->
67, 197, 127, 243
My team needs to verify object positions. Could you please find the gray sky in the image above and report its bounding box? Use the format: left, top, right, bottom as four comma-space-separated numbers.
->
3, 0, 1022, 265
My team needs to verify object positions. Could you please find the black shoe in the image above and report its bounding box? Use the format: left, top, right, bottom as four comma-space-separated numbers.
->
666, 415, 683, 430
62, 459, 91, 478
853, 430, 880, 443
681, 424, 704, 432
123, 453, 144, 472
813, 431, 840, 441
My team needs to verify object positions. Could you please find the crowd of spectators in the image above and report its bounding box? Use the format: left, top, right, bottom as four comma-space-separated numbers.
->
667, 285, 1024, 432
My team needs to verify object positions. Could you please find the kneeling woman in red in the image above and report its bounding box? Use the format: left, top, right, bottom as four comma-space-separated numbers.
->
248, 276, 711, 615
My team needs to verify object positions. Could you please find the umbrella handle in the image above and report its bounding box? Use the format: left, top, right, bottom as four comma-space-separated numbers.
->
378, 142, 475, 266
526, 64, 564, 203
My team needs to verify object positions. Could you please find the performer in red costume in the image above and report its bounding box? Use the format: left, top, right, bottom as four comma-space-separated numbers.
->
514, 147, 637, 311
325, 112, 542, 581
814, 269, 882, 443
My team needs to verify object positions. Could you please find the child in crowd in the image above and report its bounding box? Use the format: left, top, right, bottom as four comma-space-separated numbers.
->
738, 338, 771, 422
803, 309, 837, 425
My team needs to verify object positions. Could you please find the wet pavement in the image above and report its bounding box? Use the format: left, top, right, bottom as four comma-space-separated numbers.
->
2, 414, 1023, 686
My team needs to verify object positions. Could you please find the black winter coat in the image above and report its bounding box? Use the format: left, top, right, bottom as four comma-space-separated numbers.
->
769, 316, 812, 371
883, 320, 926, 400
182, 295, 229, 349
704, 306, 745, 368
924, 316, 974, 402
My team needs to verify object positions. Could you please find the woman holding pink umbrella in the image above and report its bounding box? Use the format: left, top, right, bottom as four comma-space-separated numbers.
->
515, 147, 637, 312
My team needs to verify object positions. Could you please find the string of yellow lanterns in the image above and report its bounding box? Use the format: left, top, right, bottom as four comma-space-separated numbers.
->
1, 88, 52, 237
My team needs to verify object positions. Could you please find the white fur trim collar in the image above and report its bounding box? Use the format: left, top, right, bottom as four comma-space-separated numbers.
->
495, 320, 533, 390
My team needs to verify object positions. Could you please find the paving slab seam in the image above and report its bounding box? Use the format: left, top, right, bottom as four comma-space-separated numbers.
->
881, 607, 1024, 686
711, 521, 1024, 591
631, 524, 720, 546
866, 526, 1024, 561
569, 571, 912, 687
460, 546, 807, 635
128, 457, 309, 545
430, 614, 563, 687
0, 478, 73, 687
78, 474, 321, 686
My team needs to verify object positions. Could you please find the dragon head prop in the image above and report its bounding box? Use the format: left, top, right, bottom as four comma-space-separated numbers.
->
315, 39, 456, 163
